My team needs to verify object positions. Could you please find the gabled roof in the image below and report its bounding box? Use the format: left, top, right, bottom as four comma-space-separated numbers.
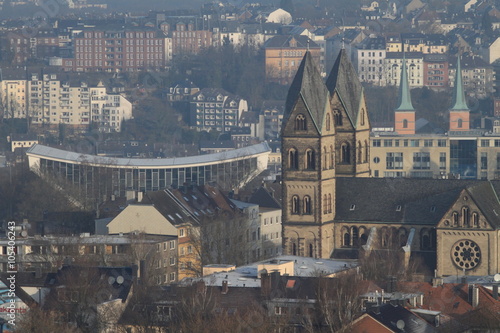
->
284, 51, 330, 134
326, 49, 364, 127
334, 178, 494, 225
470, 182, 500, 228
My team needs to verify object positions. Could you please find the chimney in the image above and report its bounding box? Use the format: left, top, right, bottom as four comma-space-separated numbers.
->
221, 280, 229, 294
196, 280, 206, 294
493, 284, 499, 300
261, 271, 271, 297
468, 285, 479, 307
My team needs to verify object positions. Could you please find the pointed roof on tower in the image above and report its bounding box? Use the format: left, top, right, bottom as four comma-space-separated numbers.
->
284, 51, 330, 132
395, 55, 414, 111
450, 55, 469, 111
326, 49, 363, 126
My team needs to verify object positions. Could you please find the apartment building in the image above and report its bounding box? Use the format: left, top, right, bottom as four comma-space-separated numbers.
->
62, 25, 171, 72
385, 52, 424, 87
189, 88, 248, 132
355, 36, 387, 85
0, 73, 132, 132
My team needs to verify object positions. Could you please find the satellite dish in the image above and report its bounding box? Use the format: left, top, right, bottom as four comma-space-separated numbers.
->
116, 276, 125, 284
396, 320, 405, 329
494, 274, 500, 282
108, 276, 116, 285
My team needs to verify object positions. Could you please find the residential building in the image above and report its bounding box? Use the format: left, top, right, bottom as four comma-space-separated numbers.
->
189, 88, 248, 132
0, 73, 132, 132
355, 36, 387, 85
264, 35, 321, 85
385, 52, 424, 87
62, 25, 171, 72
423, 54, 449, 89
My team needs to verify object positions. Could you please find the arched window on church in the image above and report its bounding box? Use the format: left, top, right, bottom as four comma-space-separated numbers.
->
328, 193, 332, 213
403, 119, 408, 128
326, 113, 331, 131
295, 114, 306, 130
364, 140, 369, 163
303, 196, 312, 214
357, 141, 362, 163
472, 212, 479, 228
341, 143, 350, 164
288, 148, 298, 169
292, 196, 299, 214
462, 206, 470, 227
292, 242, 297, 255
323, 146, 328, 169
381, 228, 389, 248
330, 145, 335, 169
334, 110, 343, 126
452, 211, 459, 227
351, 227, 359, 246
323, 195, 328, 214
309, 243, 314, 257
305, 149, 315, 169
361, 109, 366, 126
457, 118, 463, 128
343, 227, 351, 247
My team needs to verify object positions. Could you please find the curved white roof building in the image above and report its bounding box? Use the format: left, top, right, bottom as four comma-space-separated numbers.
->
27, 142, 271, 196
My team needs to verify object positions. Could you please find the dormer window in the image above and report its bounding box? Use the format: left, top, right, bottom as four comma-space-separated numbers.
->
350, 204, 356, 211
396, 205, 402, 212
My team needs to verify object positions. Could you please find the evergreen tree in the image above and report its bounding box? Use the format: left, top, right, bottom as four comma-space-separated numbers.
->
279, 0, 295, 16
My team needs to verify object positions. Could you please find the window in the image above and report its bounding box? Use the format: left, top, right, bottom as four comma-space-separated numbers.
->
440, 152, 446, 170
497, 153, 500, 170
383, 140, 392, 147
481, 152, 487, 170
305, 149, 315, 169
303, 196, 311, 214
413, 152, 430, 170
438, 139, 447, 147
169, 272, 176, 281
333, 110, 342, 126
292, 196, 299, 214
326, 113, 331, 131
403, 119, 408, 128
187, 245, 192, 254
169, 241, 175, 249
169, 257, 175, 265
341, 143, 350, 164
410, 139, 419, 147
372, 139, 381, 147
295, 114, 306, 130
457, 118, 463, 128
179, 229, 185, 237
386, 152, 403, 169
288, 148, 298, 169
495, 139, 500, 147
424, 139, 433, 147
481, 140, 489, 147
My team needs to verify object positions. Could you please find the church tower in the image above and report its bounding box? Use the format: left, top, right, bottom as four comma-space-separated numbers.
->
281, 52, 336, 258
394, 56, 416, 134
325, 49, 371, 177
449, 55, 470, 131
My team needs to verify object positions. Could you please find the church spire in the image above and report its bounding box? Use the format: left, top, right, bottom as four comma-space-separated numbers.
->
451, 55, 468, 111
394, 55, 415, 134
449, 55, 470, 131
395, 55, 414, 111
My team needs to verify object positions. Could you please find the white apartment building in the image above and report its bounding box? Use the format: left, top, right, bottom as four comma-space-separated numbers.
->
0, 74, 132, 132
385, 52, 424, 87
355, 36, 387, 86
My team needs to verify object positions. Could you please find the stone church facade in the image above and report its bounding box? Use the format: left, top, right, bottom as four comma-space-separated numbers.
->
281, 51, 500, 277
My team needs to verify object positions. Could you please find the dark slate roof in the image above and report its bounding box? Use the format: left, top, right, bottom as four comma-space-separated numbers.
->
334, 178, 500, 226
284, 51, 330, 134
369, 303, 436, 333
264, 35, 320, 49
248, 187, 282, 209
326, 49, 363, 128
470, 182, 500, 228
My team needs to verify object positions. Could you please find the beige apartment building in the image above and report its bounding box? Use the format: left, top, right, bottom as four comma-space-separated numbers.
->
0, 73, 132, 132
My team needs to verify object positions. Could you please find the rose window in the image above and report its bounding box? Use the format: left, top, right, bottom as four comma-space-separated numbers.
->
451, 240, 481, 270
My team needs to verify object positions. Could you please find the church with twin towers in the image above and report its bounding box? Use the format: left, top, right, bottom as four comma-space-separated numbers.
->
281, 50, 500, 277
